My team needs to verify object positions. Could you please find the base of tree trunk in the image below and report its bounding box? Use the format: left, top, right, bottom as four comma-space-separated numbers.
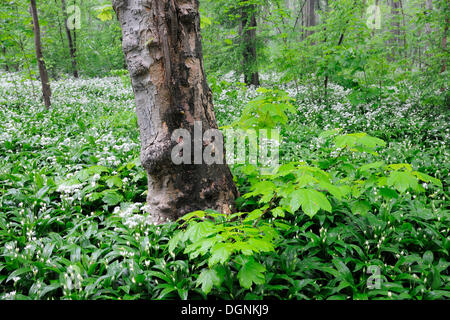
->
145, 164, 238, 224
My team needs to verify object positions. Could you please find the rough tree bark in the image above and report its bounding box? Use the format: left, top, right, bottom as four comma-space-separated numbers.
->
60, 0, 78, 78
30, 0, 51, 108
240, 4, 260, 86
112, 0, 238, 224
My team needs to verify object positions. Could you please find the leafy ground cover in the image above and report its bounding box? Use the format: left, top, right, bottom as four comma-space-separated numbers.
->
0, 71, 448, 300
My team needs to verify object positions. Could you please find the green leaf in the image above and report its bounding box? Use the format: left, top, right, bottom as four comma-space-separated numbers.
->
106, 176, 123, 188
208, 243, 233, 267
247, 238, 275, 253
359, 161, 385, 174
388, 163, 413, 171
423, 251, 434, 265
296, 174, 317, 188
39, 282, 61, 298
290, 189, 332, 217
387, 171, 419, 193
412, 171, 442, 188
379, 187, 399, 199
246, 181, 276, 199
102, 190, 123, 206
184, 221, 215, 243
237, 258, 266, 289
319, 181, 347, 200
95, 5, 114, 21
85, 165, 109, 175
6, 267, 31, 283
271, 207, 285, 218
335, 133, 385, 154
180, 211, 206, 224
196, 269, 221, 294
168, 231, 183, 253
244, 209, 263, 222
351, 200, 371, 216
358, 135, 386, 148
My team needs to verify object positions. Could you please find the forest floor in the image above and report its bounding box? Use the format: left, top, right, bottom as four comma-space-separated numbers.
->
0, 72, 448, 300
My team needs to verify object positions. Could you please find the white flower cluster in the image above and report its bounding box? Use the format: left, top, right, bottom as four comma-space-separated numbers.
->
57, 183, 83, 194
62, 265, 84, 295
1, 291, 17, 300
113, 203, 155, 229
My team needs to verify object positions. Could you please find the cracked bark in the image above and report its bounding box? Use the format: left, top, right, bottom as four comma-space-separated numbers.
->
112, 0, 238, 224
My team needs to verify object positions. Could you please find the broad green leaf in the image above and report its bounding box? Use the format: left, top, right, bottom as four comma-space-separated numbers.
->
208, 243, 233, 267
351, 200, 371, 216
247, 238, 275, 253
379, 187, 399, 199
244, 209, 263, 222
184, 221, 215, 242
290, 189, 332, 217
102, 190, 123, 206
412, 171, 442, 188
387, 171, 419, 193
168, 231, 183, 253
423, 251, 434, 265
359, 161, 385, 174
237, 258, 266, 289
106, 176, 123, 188
180, 211, 206, 224
196, 269, 221, 294
319, 181, 348, 200
6, 267, 31, 283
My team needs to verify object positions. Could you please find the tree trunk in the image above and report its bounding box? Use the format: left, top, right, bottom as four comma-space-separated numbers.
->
30, 0, 51, 108
240, 4, 260, 86
441, 15, 448, 74
304, 0, 316, 38
60, 0, 79, 78
55, 0, 67, 56
1, 47, 8, 71
425, 0, 433, 34
388, 0, 401, 59
397, 0, 407, 59
112, 0, 238, 224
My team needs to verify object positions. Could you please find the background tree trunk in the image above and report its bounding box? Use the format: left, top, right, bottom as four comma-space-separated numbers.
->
441, 15, 448, 74
388, 0, 401, 59
304, 0, 316, 38
425, 0, 433, 34
2, 46, 8, 71
240, 4, 260, 86
60, 0, 78, 78
112, 0, 238, 224
30, 0, 51, 108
